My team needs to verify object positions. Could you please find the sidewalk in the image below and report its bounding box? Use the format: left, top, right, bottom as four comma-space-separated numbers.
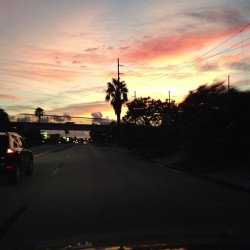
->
107, 145, 250, 193
152, 156, 250, 193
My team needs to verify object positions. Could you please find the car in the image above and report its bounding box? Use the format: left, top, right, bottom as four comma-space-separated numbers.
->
0, 132, 33, 184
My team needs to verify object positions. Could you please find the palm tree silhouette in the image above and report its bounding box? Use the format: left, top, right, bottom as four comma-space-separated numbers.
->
105, 78, 128, 141
35, 107, 44, 123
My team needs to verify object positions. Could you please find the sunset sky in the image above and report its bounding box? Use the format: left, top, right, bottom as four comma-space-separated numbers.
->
1, 0, 250, 120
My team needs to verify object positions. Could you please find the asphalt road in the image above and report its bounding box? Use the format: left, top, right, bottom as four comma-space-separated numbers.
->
0, 144, 250, 249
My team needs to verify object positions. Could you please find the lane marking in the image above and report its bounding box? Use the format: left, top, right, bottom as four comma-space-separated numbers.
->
33, 147, 62, 158
52, 168, 60, 175
51, 161, 66, 176
34, 150, 55, 158
0, 205, 28, 239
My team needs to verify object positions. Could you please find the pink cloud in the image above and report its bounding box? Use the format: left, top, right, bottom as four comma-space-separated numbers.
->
122, 29, 234, 63
0, 94, 24, 102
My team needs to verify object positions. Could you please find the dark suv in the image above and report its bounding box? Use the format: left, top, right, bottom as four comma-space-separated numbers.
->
0, 132, 33, 184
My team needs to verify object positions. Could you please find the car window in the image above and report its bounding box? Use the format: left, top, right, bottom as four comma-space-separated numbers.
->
0, 135, 8, 154
11, 135, 20, 148
17, 136, 23, 147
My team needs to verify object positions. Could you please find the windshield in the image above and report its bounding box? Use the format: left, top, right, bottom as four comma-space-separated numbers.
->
0, 0, 250, 249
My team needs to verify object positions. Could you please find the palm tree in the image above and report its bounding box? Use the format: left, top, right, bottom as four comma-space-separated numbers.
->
35, 107, 44, 123
105, 78, 128, 140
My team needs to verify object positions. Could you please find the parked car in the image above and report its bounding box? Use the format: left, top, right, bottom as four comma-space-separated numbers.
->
0, 132, 33, 184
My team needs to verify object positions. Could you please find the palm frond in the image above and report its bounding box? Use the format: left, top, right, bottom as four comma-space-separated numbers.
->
106, 82, 115, 93
105, 94, 111, 102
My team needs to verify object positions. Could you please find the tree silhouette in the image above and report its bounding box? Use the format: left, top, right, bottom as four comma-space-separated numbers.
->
123, 97, 178, 127
180, 81, 228, 136
35, 107, 44, 123
179, 80, 250, 163
105, 78, 128, 140
0, 108, 10, 131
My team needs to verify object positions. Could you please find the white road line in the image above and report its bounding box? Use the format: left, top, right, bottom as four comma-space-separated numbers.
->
52, 168, 60, 175
34, 149, 56, 158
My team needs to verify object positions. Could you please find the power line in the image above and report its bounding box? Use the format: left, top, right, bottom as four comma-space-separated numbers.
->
130, 40, 249, 84
126, 40, 250, 84
123, 22, 250, 84
192, 41, 250, 64
178, 22, 250, 70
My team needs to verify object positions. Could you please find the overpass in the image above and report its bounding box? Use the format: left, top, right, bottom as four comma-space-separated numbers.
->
10, 114, 112, 132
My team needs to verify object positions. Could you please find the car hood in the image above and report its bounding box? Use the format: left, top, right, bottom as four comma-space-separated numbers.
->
10, 240, 250, 250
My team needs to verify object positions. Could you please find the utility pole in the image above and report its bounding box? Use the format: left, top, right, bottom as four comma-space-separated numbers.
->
228, 75, 230, 92
118, 58, 120, 82
132, 91, 137, 100
117, 58, 123, 82
117, 58, 124, 145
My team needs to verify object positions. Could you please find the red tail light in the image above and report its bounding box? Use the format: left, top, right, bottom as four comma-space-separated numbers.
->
7, 148, 14, 154
5, 165, 13, 169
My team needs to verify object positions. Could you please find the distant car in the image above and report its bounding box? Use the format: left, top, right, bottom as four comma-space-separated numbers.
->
0, 132, 33, 184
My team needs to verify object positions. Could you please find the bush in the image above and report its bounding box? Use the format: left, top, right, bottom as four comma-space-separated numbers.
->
121, 124, 180, 158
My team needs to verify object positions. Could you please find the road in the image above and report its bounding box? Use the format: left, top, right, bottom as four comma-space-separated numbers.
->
0, 144, 250, 249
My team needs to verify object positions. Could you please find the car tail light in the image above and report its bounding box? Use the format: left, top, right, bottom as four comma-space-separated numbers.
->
7, 148, 14, 154
5, 165, 13, 169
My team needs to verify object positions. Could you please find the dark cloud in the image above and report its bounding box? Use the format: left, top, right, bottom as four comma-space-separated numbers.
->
91, 112, 103, 119
85, 47, 98, 52
227, 59, 250, 71
55, 32, 86, 38
72, 60, 81, 64
185, 6, 250, 27
198, 63, 219, 72
52, 113, 71, 122
119, 46, 130, 51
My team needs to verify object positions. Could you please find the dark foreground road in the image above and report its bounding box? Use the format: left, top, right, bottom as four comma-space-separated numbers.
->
0, 144, 250, 249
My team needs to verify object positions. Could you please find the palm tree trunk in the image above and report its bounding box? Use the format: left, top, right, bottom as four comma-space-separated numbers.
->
117, 113, 121, 145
